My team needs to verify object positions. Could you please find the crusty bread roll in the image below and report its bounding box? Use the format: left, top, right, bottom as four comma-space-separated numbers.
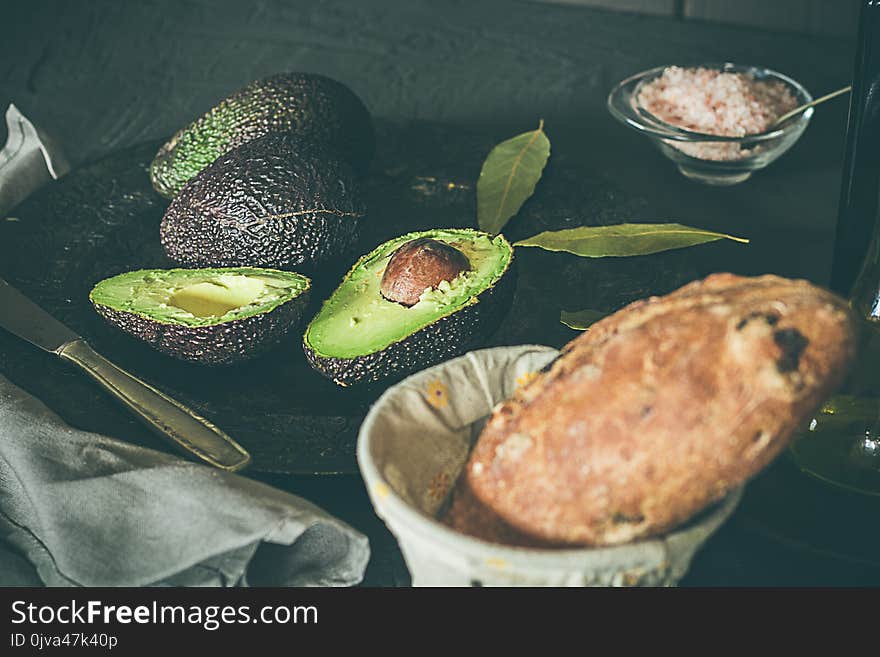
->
464, 273, 858, 546
444, 474, 553, 548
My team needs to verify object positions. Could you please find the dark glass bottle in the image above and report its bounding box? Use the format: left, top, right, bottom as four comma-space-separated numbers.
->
830, 1, 880, 295
790, 0, 880, 494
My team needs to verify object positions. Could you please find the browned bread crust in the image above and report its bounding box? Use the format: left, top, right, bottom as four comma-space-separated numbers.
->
465, 273, 858, 546
442, 475, 555, 549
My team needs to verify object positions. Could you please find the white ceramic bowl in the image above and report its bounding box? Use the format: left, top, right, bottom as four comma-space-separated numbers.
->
358, 345, 742, 586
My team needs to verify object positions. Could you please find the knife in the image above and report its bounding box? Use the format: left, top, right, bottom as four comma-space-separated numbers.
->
0, 277, 251, 472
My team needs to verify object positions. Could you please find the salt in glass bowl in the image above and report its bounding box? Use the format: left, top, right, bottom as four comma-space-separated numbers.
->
607, 63, 813, 186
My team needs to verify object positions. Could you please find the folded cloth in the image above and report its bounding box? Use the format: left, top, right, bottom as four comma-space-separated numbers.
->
0, 375, 370, 586
0, 106, 369, 586
0, 104, 69, 216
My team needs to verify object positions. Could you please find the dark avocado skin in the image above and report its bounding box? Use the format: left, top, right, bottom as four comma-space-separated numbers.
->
303, 257, 516, 387
150, 72, 375, 199
92, 289, 310, 366
159, 133, 365, 273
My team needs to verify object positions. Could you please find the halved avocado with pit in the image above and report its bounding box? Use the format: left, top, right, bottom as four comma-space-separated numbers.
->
90, 267, 311, 365
303, 228, 515, 386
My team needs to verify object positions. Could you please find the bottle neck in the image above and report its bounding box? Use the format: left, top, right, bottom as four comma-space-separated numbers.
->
831, 1, 880, 296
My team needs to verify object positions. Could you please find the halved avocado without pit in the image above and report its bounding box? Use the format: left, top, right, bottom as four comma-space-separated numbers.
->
303, 228, 515, 386
90, 267, 311, 365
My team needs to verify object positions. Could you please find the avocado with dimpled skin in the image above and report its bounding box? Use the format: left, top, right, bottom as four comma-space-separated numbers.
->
159, 132, 365, 273
303, 228, 515, 386
149, 72, 374, 199
90, 267, 311, 365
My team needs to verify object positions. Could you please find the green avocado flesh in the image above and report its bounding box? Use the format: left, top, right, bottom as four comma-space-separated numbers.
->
90, 268, 310, 327
304, 229, 512, 359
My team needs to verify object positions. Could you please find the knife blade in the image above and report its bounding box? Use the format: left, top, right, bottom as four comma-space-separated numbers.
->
0, 278, 79, 352
0, 277, 251, 471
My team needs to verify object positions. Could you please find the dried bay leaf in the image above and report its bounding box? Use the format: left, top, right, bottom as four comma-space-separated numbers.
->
477, 120, 550, 235
560, 309, 606, 330
514, 223, 748, 257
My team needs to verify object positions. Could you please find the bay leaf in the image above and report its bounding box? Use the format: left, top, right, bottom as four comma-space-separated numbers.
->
477, 120, 551, 235
560, 309, 606, 330
514, 223, 748, 257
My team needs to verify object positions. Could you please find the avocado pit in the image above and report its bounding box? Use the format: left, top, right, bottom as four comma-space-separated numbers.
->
380, 238, 471, 307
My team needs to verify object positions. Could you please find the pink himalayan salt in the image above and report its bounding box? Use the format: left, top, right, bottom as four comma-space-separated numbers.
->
636, 66, 798, 161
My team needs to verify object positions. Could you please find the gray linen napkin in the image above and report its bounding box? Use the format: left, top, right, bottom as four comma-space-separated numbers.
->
0, 106, 370, 586
0, 376, 369, 586
0, 104, 69, 214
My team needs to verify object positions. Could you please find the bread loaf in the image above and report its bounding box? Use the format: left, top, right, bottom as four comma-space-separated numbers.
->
444, 475, 552, 549
464, 273, 858, 546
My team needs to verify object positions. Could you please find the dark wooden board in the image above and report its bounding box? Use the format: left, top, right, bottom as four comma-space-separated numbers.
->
0, 120, 694, 473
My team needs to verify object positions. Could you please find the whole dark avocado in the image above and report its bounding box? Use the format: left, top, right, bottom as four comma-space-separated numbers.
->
90, 267, 311, 365
303, 228, 515, 386
150, 72, 374, 199
160, 133, 365, 272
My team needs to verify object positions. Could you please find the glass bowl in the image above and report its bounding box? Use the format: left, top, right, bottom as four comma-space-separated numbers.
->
607, 63, 813, 186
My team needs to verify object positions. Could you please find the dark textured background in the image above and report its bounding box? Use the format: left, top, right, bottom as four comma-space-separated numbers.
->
0, 0, 855, 283
2, 0, 878, 586
531, 1, 859, 39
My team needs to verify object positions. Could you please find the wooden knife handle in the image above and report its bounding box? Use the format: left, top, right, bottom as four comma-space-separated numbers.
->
58, 339, 251, 471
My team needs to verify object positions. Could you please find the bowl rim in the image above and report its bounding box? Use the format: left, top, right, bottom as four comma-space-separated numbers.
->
607, 62, 814, 144
357, 344, 744, 569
